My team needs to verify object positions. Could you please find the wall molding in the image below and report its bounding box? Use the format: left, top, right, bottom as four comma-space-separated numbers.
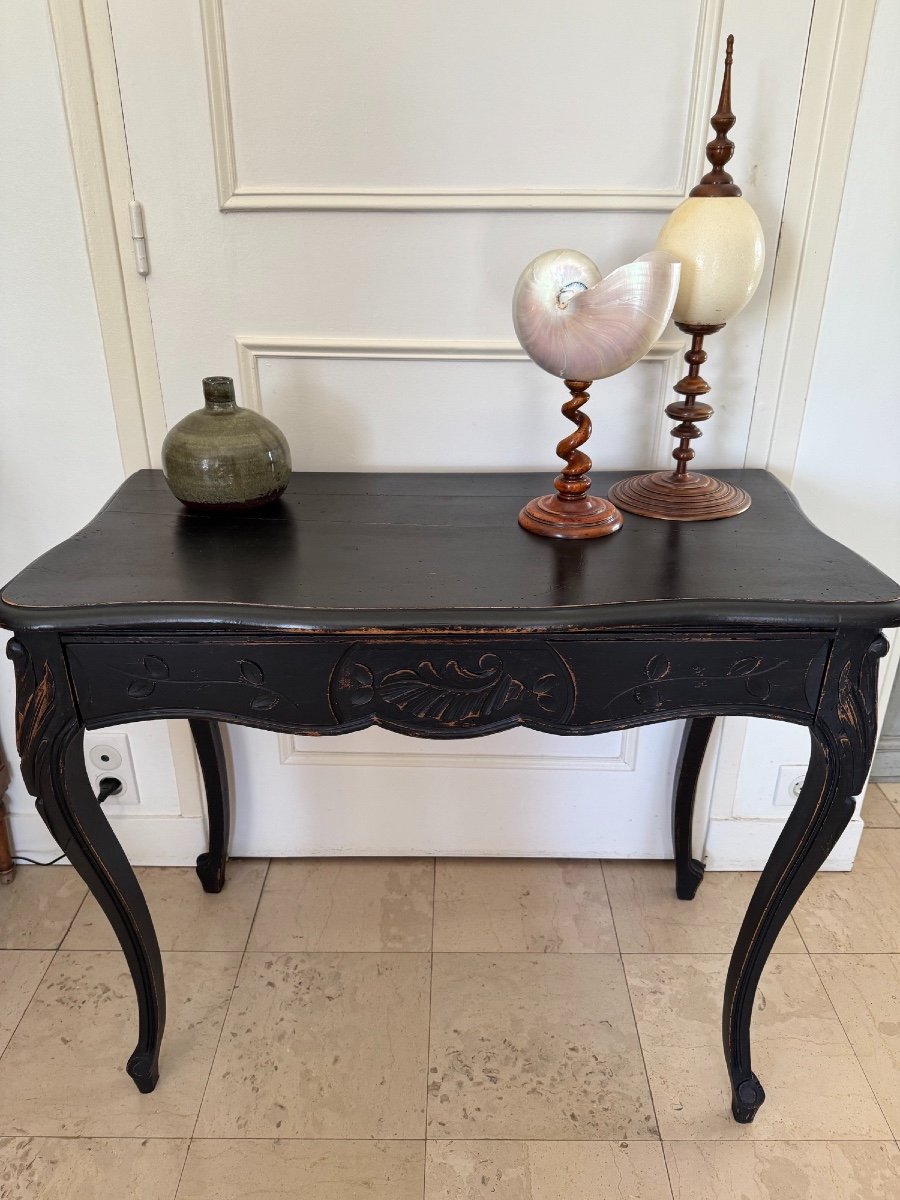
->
9, 812, 207, 867
48, 0, 205, 825
705, 814, 862, 872
873, 736, 900, 780
278, 729, 638, 773
201, 0, 724, 212
745, 0, 876, 480
50, 0, 882, 867
734, 0, 897, 846
235, 333, 683, 414
49, 0, 164, 472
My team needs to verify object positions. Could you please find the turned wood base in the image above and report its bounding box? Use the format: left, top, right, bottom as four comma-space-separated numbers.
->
518, 493, 624, 539
609, 470, 750, 522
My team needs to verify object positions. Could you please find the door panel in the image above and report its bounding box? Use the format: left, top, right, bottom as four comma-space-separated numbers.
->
207, 0, 702, 205
106, 0, 813, 856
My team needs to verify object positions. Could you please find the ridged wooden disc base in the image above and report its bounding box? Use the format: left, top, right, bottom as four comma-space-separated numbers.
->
608, 471, 750, 522
518, 493, 624, 539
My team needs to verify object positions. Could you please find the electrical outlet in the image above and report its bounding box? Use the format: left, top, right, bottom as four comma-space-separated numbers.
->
83, 732, 140, 806
773, 763, 807, 809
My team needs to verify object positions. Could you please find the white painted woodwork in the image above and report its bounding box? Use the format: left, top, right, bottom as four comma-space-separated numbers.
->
705, 0, 900, 867
202, 0, 717, 210
0, 1, 183, 853
6, 0, 895, 867
98, 0, 811, 860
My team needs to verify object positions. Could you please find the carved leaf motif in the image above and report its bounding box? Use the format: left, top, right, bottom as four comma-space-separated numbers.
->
728, 656, 763, 677
633, 684, 662, 709
143, 655, 169, 679
645, 655, 672, 682
127, 678, 155, 698
833, 637, 887, 794
745, 676, 772, 700
533, 672, 562, 713
17, 661, 55, 760
378, 654, 522, 723
250, 691, 279, 711
239, 660, 265, 687
347, 663, 375, 707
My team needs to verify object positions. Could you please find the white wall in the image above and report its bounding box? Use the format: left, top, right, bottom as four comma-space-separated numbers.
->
0, 1, 178, 856
794, 0, 900, 586
1, 1, 896, 868
705, 0, 900, 867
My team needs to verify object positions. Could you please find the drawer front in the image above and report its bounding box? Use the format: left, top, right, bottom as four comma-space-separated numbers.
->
67, 639, 349, 728
328, 641, 576, 732
334, 637, 830, 733
565, 635, 830, 725
66, 633, 831, 735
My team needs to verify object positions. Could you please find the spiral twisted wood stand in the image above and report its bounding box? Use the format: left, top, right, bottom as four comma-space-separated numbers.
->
518, 380, 623, 539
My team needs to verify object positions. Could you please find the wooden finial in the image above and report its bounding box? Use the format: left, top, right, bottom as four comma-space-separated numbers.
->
691, 34, 742, 197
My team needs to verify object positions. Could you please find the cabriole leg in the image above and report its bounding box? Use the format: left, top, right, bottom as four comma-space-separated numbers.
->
189, 719, 230, 893
723, 634, 887, 1123
673, 715, 714, 899
8, 636, 166, 1093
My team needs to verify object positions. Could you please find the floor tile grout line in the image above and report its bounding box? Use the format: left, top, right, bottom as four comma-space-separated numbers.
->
792, 905, 814, 955
241, 859, 273, 957
601, 858, 627, 957
601, 860, 668, 1172
173, 855, 272, 1194
661, 1141, 680, 1200
43, 946, 900, 956
168, 1138, 192, 1200
57, 882, 92, 951
10, 856, 900, 1167
807, 950, 898, 1141
0, 947, 58, 1073
6, 1133, 900, 1143
423, 857, 437, 1186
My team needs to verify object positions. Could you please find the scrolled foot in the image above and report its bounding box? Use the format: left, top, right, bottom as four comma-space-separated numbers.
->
730, 1072, 765, 1123
195, 851, 226, 894
676, 857, 705, 900
127, 1050, 160, 1094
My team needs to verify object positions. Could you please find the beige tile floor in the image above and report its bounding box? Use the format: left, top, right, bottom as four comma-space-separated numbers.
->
3, 784, 900, 1197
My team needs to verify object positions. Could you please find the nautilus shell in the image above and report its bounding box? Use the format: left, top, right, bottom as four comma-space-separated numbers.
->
512, 249, 681, 380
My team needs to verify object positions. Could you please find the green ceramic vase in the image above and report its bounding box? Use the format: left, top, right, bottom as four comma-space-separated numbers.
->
162, 377, 292, 511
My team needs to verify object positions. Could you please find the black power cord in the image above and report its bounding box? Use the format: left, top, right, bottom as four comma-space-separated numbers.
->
11, 776, 124, 867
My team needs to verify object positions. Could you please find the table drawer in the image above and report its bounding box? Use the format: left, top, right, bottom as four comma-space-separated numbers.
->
66, 633, 831, 734
565, 635, 831, 725
67, 638, 350, 728
66, 636, 579, 733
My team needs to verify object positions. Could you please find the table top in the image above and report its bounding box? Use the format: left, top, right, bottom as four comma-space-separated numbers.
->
2, 469, 898, 634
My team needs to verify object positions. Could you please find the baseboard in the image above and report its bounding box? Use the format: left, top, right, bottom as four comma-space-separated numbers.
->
873, 735, 900, 779
8, 812, 206, 866
704, 815, 863, 872
7, 810, 865, 871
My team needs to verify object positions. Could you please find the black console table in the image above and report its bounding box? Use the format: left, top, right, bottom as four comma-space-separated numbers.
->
2, 469, 898, 1124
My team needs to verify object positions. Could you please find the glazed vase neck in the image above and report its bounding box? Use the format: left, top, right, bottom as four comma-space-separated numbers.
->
202, 376, 237, 411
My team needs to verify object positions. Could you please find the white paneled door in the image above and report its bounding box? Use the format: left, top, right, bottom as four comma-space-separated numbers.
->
100, 0, 813, 856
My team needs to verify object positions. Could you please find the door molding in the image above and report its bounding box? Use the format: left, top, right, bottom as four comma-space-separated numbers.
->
726, 0, 898, 852
278, 728, 639, 772
51, 0, 885, 865
48, 0, 166, 473
745, 0, 876, 481
201, 0, 725, 212
233, 334, 685, 470
49, 0, 204, 823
